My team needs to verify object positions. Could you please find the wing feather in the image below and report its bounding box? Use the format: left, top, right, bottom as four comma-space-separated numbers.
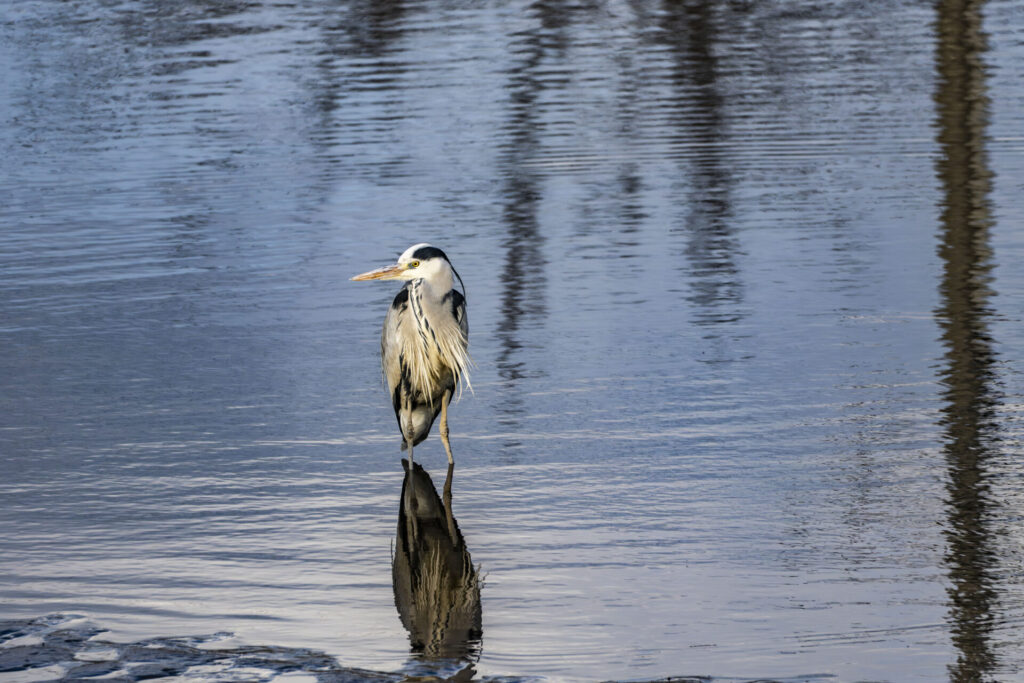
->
451, 289, 468, 342
381, 285, 409, 405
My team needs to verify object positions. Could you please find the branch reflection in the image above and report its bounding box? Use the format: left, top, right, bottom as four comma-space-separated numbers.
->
492, 0, 561, 432
393, 460, 482, 669
934, 0, 1000, 678
655, 0, 744, 335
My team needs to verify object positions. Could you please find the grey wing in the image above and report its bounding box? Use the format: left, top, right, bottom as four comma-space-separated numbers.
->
451, 289, 468, 344
381, 286, 409, 400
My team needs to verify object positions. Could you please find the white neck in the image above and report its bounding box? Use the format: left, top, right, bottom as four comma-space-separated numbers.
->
413, 262, 454, 297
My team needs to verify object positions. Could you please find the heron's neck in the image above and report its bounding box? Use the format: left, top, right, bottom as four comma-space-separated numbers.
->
412, 270, 453, 299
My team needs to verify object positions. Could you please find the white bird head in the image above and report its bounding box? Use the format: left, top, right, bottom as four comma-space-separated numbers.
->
352, 243, 462, 292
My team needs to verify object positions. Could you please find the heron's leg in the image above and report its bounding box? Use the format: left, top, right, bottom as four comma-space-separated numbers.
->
402, 459, 419, 540
403, 402, 416, 464
443, 462, 457, 546
440, 389, 454, 465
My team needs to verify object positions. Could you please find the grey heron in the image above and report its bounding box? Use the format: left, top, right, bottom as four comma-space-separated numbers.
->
352, 243, 471, 464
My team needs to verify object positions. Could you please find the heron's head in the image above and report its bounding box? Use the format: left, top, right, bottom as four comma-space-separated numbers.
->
351, 243, 458, 287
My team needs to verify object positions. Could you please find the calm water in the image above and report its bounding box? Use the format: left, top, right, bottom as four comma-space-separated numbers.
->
3, 0, 1024, 681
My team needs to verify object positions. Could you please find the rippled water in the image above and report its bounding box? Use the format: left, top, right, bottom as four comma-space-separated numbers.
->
3, 0, 1024, 681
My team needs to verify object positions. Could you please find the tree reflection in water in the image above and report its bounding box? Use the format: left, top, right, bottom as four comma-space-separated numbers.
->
934, 0, 1001, 678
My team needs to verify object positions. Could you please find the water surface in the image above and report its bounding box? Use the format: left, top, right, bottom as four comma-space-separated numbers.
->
2, 0, 1024, 681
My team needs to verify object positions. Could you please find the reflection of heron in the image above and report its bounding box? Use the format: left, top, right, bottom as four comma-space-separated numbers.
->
352, 244, 471, 464
393, 459, 482, 660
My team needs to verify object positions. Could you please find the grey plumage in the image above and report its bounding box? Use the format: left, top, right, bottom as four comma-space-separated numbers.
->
352, 243, 472, 464
383, 283, 468, 450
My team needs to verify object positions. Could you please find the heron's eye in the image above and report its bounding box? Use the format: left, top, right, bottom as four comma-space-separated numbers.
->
408, 260, 420, 268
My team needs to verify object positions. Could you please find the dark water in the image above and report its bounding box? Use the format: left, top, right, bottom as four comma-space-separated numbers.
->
3, 0, 1024, 681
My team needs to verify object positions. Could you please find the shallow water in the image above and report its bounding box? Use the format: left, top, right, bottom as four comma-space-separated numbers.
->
2, 0, 1024, 681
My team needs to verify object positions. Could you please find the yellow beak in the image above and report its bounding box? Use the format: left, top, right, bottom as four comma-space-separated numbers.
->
351, 263, 406, 281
